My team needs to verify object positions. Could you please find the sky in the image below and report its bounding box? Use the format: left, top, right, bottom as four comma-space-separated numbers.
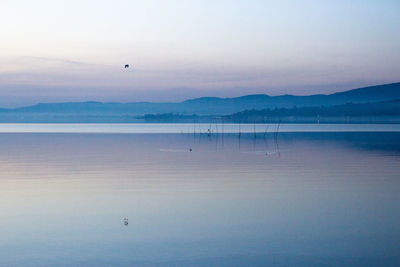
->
0, 0, 399, 107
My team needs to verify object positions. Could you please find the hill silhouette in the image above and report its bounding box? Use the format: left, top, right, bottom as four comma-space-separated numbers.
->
0, 82, 399, 122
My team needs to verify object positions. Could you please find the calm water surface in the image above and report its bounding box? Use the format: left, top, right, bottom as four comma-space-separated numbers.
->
0, 123, 399, 133
0, 125, 399, 266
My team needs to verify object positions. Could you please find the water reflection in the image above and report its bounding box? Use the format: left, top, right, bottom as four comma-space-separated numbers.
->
0, 132, 399, 266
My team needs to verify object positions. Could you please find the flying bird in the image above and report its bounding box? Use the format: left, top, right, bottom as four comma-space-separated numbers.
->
124, 64, 130, 68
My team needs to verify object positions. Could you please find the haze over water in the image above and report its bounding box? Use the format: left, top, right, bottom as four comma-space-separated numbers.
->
1, 126, 399, 266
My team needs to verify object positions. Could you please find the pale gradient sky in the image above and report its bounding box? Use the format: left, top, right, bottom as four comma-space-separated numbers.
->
0, 0, 399, 107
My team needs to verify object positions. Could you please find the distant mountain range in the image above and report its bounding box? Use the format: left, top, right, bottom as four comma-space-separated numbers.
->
0, 82, 399, 123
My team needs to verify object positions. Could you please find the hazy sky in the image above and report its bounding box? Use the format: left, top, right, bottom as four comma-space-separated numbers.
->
1, 0, 399, 107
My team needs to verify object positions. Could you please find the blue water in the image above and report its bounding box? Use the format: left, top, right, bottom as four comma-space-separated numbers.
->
0, 123, 399, 133
0, 125, 399, 266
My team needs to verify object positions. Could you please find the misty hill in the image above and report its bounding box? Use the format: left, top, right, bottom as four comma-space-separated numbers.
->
224, 99, 400, 123
181, 83, 400, 113
141, 100, 400, 124
1, 83, 399, 118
